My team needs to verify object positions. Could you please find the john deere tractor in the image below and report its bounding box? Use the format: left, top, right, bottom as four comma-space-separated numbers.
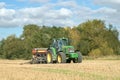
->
31, 38, 82, 64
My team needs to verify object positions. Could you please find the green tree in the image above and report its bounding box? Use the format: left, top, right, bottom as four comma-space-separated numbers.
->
1, 35, 25, 59
76, 19, 120, 56
22, 24, 40, 59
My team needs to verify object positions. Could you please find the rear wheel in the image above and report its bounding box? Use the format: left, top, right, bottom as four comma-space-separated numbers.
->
46, 51, 53, 63
57, 52, 66, 63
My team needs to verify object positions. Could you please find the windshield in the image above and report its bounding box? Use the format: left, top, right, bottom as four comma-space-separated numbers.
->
62, 39, 68, 46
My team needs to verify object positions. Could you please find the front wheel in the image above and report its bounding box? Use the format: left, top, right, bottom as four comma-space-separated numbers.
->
57, 52, 66, 63
73, 52, 82, 63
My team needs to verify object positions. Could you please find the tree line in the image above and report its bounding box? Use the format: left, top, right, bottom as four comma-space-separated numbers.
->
0, 19, 120, 59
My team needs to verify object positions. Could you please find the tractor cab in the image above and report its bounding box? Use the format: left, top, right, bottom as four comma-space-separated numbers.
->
51, 38, 69, 51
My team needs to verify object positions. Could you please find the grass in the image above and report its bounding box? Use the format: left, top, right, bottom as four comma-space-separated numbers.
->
0, 60, 120, 80
97, 55, 120, 60
83, 55, 120, 60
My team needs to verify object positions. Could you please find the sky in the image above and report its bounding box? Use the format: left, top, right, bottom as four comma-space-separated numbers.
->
0, 0, 120, 40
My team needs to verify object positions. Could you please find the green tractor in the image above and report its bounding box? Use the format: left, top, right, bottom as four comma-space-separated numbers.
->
31, 38, 82, 64
47, 38, 82, 63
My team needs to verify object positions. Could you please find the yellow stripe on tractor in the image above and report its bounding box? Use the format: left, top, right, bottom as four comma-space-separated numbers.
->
37, 50, 47, 53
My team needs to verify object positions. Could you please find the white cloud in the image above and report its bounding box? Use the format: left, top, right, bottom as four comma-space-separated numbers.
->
94, 0, 120, 5
30, 0, 50, 3
18, 6, 73, 26
0, 8, 15, 18
93, 0, 120, 24
0, 0, 120, 29
0, 19, 20, 27
0, 3, 74, 28
94, 7, 117, 14
0, 8, 19, 27
94, 0, 120, 9
58, 8, 73, 18
0, 1, 77, 27
0, 2, 6, 8
56, 0, 78, 8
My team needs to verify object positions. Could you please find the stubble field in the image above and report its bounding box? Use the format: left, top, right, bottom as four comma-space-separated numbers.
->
0, 60, 120, 80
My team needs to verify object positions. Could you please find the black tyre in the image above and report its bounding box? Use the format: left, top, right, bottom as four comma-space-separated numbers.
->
73, 52, 82, 63
57, 52, 66, 63
46, 50, 53, 63
66, 59, 71, 63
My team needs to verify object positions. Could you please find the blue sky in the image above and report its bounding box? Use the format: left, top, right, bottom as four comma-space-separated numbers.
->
0, 0, 120, 40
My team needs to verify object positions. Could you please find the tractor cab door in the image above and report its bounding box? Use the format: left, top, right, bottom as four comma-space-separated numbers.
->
57, 40, 62, 51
